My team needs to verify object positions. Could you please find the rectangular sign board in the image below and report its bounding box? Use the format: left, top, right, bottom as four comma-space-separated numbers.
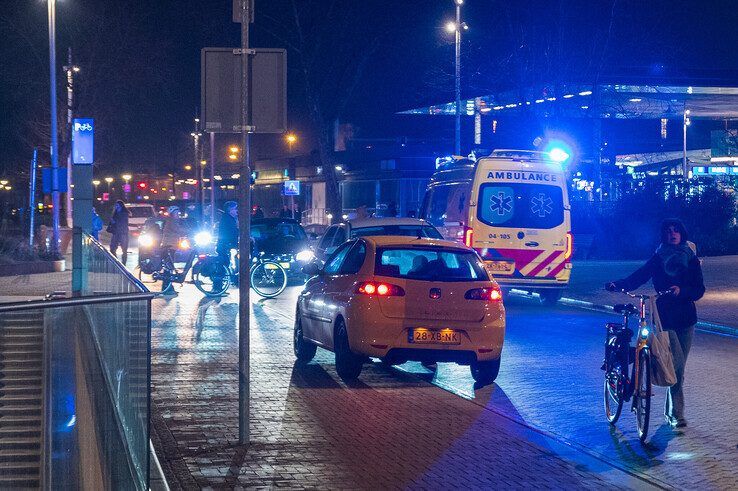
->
283, 180, 300, 196
72, 118, 94, 164
201, 48, 287, 134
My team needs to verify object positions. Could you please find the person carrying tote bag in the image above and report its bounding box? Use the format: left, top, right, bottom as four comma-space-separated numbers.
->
649, 296, 677, 388
606, 218, 705, 429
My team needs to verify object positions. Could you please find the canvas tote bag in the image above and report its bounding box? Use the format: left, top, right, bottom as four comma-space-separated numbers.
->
648, 297, 677, 387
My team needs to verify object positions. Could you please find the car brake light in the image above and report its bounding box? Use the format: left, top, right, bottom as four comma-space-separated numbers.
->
464, 227, 474, 247
357, 282, 405, 297
465, 286, 502, 302
564, 231, 573, 260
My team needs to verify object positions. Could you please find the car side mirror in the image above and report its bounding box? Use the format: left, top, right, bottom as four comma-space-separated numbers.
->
302, 262, 321, 277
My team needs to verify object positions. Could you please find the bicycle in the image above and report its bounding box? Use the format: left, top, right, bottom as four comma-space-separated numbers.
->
602, 289, 671, 442
228, 252, 289, 299
139, 233, 230, 297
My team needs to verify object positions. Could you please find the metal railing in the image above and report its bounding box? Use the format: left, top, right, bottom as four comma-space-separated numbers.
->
0, 234, 153, 489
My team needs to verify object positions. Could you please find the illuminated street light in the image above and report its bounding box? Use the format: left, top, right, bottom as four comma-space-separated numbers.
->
184, 165, 192, 171
0, 180, 8, 186
683, 109, 692, 178
121, 174, 132, 182
444, 0, 467, 155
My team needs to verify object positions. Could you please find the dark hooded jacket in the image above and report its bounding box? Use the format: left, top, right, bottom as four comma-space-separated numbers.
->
612, 243, 705, 331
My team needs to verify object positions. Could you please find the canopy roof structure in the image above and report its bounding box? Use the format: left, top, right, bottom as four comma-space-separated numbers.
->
400, 84, 738, 120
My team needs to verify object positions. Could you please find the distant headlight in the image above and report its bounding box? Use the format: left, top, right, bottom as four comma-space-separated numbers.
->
138, 233, 154, 248
295, 250, 315, 262
194, 231, 213, 247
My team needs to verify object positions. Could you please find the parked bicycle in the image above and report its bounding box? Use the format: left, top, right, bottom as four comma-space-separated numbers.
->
602, 289, 671, 442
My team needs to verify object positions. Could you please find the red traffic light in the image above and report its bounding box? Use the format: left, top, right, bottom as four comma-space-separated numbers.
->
137, 181, 147, 190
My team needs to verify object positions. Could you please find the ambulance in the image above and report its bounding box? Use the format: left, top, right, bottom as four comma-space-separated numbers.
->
420, 150, 572, 304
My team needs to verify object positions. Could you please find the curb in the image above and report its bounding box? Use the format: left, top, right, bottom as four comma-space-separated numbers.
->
559, 296, 738, 338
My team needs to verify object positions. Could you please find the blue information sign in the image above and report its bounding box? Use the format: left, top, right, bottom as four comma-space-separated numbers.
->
72, 118, 94, 164
283, 180, 300, 196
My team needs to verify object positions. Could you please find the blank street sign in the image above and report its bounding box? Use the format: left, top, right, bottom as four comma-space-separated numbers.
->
201, 48, 286, 134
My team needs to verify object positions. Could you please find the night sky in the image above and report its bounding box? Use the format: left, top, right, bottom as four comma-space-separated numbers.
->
2, 1, 738, 177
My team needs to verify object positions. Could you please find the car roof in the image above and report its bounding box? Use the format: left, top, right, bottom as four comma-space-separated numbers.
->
360, 235, 470, 250
346, 217, 433, 229
252, 218, 301, 225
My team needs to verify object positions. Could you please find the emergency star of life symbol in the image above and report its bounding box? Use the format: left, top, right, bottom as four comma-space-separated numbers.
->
531, 193, 553, 217
490, 191, 513, 216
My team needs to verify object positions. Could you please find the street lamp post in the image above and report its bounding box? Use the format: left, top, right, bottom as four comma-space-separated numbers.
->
63, 48, 80, 228
104, 177, 113, 196
191, 118, 202, 218
47, 0, 61, 256
285, 133, 298, 217
683, 109, 691, 179
446, 0, 466, 156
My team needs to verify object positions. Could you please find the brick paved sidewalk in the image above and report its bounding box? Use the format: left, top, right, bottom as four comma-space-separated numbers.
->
150, 288, 658, 490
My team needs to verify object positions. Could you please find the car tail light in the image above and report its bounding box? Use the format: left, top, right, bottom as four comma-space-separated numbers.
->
564, 232, 573, 260
464, 226, 474, 247
465, 286, 502, 302
356, 282, 405, 297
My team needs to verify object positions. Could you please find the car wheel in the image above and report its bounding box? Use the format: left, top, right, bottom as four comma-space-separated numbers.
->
293, 313, 316, 364
470, 357, 501, 384
539, 289, 563, 306
334, 319, 363, 381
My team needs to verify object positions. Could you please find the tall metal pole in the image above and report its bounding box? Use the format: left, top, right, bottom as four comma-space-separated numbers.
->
47, 0, 60, 256
238, 0, 252, 446
683, 110, 690, 179
64, 47, 74, 227
454, 0, 461, 156
209, 131, 216, 226
29, 148, 38, 248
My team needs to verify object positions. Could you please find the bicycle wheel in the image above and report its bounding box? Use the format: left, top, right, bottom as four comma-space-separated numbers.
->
635, 348, 652, 442
604, 369, 624, 424
250, 261, 288, 298
193, 259, 230, 296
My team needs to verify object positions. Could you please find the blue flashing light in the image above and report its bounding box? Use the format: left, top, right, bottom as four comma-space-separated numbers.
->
640, 328, 650, 338
548, 148, 570, 163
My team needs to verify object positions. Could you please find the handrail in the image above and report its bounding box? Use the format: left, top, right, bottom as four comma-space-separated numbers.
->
84, 232, 148, 293
0, 292, 155, 313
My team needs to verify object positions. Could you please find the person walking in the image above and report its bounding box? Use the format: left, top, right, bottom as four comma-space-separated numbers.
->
606, 218, 705, 429
108, 200, 130, 264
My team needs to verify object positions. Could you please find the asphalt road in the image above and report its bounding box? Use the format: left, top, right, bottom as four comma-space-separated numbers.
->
252, 285, 738, 489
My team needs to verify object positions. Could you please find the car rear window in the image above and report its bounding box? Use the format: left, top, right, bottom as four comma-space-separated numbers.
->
351, 225, 443, 239
375, 247, 488, 282
251, 222, 307, 240
421, 182, 471, 227
477, 182, 564, 229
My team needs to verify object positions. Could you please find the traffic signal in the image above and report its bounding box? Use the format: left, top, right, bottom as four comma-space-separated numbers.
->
137, 181, 147, 190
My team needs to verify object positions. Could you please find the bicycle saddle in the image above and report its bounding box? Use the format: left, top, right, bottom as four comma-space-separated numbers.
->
613, 303, 638, 315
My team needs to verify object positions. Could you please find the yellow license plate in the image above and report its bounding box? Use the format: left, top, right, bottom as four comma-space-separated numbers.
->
264, 263, 280, 270
410, 329, 460, 345
280, 262, 290, 269
487, 260, 514, 272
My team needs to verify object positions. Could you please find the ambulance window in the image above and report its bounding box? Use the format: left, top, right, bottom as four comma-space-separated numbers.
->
477, 183, 564, 229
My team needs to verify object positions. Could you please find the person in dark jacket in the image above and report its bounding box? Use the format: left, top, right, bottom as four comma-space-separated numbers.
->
108, 200, 130, 264
606, 218, 705, 429
217, 201, 239, 264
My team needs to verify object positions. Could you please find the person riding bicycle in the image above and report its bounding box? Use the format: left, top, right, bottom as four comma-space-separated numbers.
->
605, 218, 705, 429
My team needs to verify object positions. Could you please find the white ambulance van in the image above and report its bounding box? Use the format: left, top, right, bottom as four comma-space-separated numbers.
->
420, 150, 572, 304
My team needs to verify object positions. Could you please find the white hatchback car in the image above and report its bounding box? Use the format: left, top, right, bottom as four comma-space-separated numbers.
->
315, 217, 442, 262
126, 203, 156, 235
